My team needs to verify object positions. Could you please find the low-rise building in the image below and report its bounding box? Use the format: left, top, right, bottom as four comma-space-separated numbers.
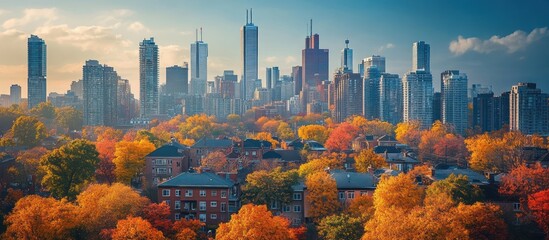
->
145, 140, 191, 187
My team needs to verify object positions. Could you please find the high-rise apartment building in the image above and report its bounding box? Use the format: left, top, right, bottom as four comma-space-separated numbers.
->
139, 38, 159, 117
10, 84, 21, 105
359, 55, 386, 77
70, 80, 83, 100
117, 79, 135, 125
379, 73, 402, 125
403, 70, 433, 129
412, 41, 430, 72
472, 92, 496, 132
265, 67, 272, 89
510, 83, 549, 134
166, 64, 189, 95
292, 66, 302, 95
241, 9, 258, 101
191, 30, 208, 96
441, 70, 468, 135
363, 66, 381, 119
301, 20, 329, 111
333, 71, 362, 122
27, 35, 47, 108
432, 92, 442, 123
341, 40, 353, 71
83, 60, 119, 126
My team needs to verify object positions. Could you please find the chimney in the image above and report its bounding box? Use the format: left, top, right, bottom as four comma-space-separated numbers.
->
430, 167, 435, 178
347, 173, 351, 183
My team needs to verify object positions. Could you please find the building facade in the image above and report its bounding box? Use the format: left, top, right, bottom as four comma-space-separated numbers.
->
412, 41, 430, 72
301, 20, 329, 112
333, 71, 362, 122
379, 73, 402, 125
363, 66, 381, 119
510, 83, 549, 135
139, 38, 159, 117
403, 70, 433, 129
166, 64, 189, 96
441, 70, 468, 135
191, 31, 208, 96
28, 35, 47, 109
82, 60, 119, 126
9, 85, 21, 105
241, 9, 259, 101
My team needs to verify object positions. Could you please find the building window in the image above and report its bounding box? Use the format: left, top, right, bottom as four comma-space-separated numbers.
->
164, 200, 170, 206
221, 190, 227, 198
513, 203, 521, 212
175, 201, 181, 210
360, 191, 367, 196
199, 214, 206, 222
162, 189, 170, 197
292, 218, 301, 226
252, 151, 257, 156
185, 190, 193, 197
175, 189, 180, 197
200, 190, 206, 197
210, 201, 217, 208
293, 205, 301, 212
284, 205, 291, 212
339, 192, 345, 200
293, 193, 302, 200
221, 202, 227, 212
210, 214, 217, 220
211, 190, 217, 197
199, 201, 206, 211
347, 192, 355, 199
156, 159, 167, 165
270, 201, 278, 209
175, 213, 180, 220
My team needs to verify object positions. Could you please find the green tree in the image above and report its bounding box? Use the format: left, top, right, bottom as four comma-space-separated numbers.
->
242, 168, 299, 208
41, 139, 100, 200
11, 116, 47, 147
0, 106, 23, 134
426, 174, 483, 205
55, 107, 83, 132
318, 214, 363, 240
30, 101, 56, 121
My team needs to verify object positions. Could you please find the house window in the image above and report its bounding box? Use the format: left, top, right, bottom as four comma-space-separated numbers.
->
513, 203, 521, 212
221, 202, 227, 212
347, 192, 355, 199
175, 213, 180, 220
270, 201, 278, 209
164, 200, 170, 206
185, 190, 193, 197
200, 190, 206, 197
175, 201, 181, 210
252, 151, 257, 156
211, 190, 217, 197
293, 205, 301, 212
199, 201, 206, 211
292, 218, 301, 226
156, 159, 167, 165
210, 214, 217, 220
162, 189, 170, 197
199, 214, 206, 222
210, 201, 217, 207
221, 191, 227, 198
175, 190, 181, 197
284, 205, 291, 212
360, 191, 367, 196
293, 193, 302, 200
339, 192, 345, 200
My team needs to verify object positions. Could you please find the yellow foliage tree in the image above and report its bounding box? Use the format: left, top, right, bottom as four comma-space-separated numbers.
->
348, 115, 395, 136
297, 124, 329, 143
395, 120, 421, 148
111, 216, 165, 240
305, 171, 339, 221
113, 139, 156, 184
277, 121, 295, 140
298, 156, 343, 177
355, 149, 387, 172
253, 131, 278, 148
372, 174, 424, 216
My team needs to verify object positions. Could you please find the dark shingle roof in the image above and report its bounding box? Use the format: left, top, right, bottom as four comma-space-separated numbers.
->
262, 150, 302, 162
243, 139, 272, 148
433, 167, 489, 185
373, 146, 401, 154
192, 138, 233, 148
377, 135, 397, 142
158, 172, 234, 188
146, 142, 188, 157
330, 170, 376, 190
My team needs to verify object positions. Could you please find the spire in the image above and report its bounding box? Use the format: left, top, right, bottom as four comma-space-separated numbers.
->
200, 27, 203, 41
246, 9, 249, 24
250, 8, 253, 23
195, 28, 198, 42
310, 19, 313, 37
345, 39, 349, 48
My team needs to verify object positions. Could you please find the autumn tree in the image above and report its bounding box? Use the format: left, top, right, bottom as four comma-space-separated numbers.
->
372, 174, 424, 215
325, 122, 358, 152
15, 146, 49, 188
95, 137, 117, 183
10, 116, 47, 147
179, 114, 218, 140
395, 120, 421, 148
297, 124, 329, 143
141, 202, 172, 236
252, 131, 278, 148
200, 151, 231, 172
499, 163, 549, 206
298, 156, 343, 177
305, 171, 339, 221
242, 168, 299, 208
30, 101, 56, 122
136, 129, 165, 147
150, 115, 183, 142
355, 149, 386, 172
528, 189, 549, 236
277, 122, 295, 140
451, 202, 509, 240
41, 139, 100, 200
426, 174, 483, 204
172, 219, 205, 240
318, 214, 364, 240
0, 106, 23, 134
76, 183, 150, 236
432, 133, 468, 165
348, 116, 394, 136
95, 126, 123, 142
111, 216, 165, 240
346, 194, 375, 222
216, 204, 296, 240
3, 195, 77, 240
113, 139, 155, 185
55, 106, 83, 132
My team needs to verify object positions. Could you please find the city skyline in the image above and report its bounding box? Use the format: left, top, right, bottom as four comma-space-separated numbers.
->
0, 0, 548, 98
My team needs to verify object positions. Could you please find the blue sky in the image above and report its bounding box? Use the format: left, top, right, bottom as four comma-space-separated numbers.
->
1, 0, 548, 97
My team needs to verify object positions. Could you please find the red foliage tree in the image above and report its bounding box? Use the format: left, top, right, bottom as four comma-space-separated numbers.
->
141, 202, 173, 236
325, 122, 358, 152
528, 189, 549, 236
499, 163, 549, 205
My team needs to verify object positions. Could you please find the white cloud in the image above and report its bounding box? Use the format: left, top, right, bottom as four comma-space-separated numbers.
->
2, 8, 57, 29
265, 56, 277, 63
449, 27, 549, 55
128, 21, 148, 33
0, 9, 8, 16
377, 43, 395, 52
34, 24, 130, 52
285, 56, 297, 64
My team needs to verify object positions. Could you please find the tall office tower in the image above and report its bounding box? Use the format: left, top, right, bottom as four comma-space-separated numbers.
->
166, 64, 189, 95
403, 70, 433, 129
363, 66, 381, 119
272, 67, 280, 86
441, 70, 468, 135
70, 80, 83, 99
412, 41, 430, 72
292, 66, 302, 95
265, 67, 272, 89
472, 92, 496, 132
341, 40, 353, 71
379, 73, 402, 125
469, 84, 492, 100
495, 91, 510, 129
83, 60, 119, 126
241, 9, 259, 100
191, 29, 208, 96
333, 71, 362, 122
117, 79, 134, 125
359, 55, 386, 77
139, 38, 159, 117
510, 83, 549, 134
27, 35, 47, 108
10, 84, 21, 105
432, 92, 442, 123
301, 20, 329, 111
220, 70, 238, 98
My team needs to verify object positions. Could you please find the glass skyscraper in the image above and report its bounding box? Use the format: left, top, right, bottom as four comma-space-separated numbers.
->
441, 70, 468, 135
241, 9, 258, 101
412, 41, 430, 72
139, 38, 159, 117
27, 35, 47, 108
191, 30, 208, 96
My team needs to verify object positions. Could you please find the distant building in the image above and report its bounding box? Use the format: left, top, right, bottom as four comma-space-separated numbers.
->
510, 83, 549, 135
359, 55, 386, 77
166, 64, 189, 96
333, 71, 362, 122
139, 38, 159, 117
83, 60, 119, 126
441, 70, 468, 135
363, 65, 381, 119
241, 9, 259, 101
432, 92, 442, 123
341, 40, 353, 71
10, 84, 21, 105
403, 70, 433, 129
48, 91, 81, 110
70, 80, 83, 100
292, 66, 303, 95
117, 79, 135, 125
28, 35, 47, 108
265, 67, 272, 90
301, 20, 329, 112
191, 29, 208, 96
379, 73, 402, 125
412, 41, 430, 72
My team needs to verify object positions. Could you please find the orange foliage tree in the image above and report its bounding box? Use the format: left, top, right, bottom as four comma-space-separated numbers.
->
325, 122, 358, 152
111, 216, 165, 240
141, 202, 172, 236
528, 189, 549, 236
499, 163, 549, 206
297, 124, 329, 143
298, 155, 344, 177
305, 171, 339, 221
432, 134, 468, 165
348, 115, 394, 136
172, 219, 205, 240
395, 120, 421, 148
216, 204, 296, 240
355, 149, 386, 172
113, 139, 156, 184
200, 151, 232, 172
95, 137, 117, 183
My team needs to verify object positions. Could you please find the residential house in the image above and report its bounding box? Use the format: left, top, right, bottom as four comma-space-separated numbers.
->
145, 140, 191, 187
262, 149, 302, 166
190, 138, 233, 165
373, 145, 420, 172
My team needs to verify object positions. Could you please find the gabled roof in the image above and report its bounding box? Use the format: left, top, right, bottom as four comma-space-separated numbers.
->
262, 150, 302, 162
146, 142, 188, 157
373, 146, 401, 154
377, 135, 397, 142
330, 170, 376, 190
433, 165, 489, 185
192, 138, 233, 148
158, 171, 234, 188
243, 139, 272, 149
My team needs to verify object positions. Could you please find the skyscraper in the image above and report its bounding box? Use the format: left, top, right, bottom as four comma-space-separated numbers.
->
301, 20, 329, 112
379, 73, 402, 125
191, 29, 208, 96
510, 83, 549, 134
83, 60, 119, 126
472, 92, 496, 132
272, 67, 280, 86
359, 55, 385, 77
403, 70, 433, 129
265, 67, 272, 89
292, 66, 302, 95
139, 38, 159, 117
166, 64, 189, 95
341, 39, 353, 71
241, 9, 258, 101
412, 41, 430, 72
27, 35, 47, 108
441, 70, 468, 135
363, 66, 381, 119
10, 84, 21, 105
333, 71, 362, 122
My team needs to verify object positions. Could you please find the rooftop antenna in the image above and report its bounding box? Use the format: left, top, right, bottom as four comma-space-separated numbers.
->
250, 8, 253, 23
246, 9, 249, 24
195, 28, 198, 42
345, 39, 349, 48
310, 19, 313, 37
306, 21, 308, 36
200, 27, 203, 41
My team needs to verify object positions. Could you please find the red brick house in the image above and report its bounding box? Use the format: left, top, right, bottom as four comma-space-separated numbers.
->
145, 140, 191, 187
